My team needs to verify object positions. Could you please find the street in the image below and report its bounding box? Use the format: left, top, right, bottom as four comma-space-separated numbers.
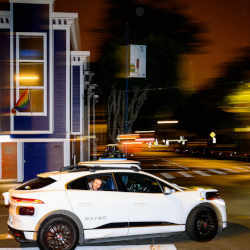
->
1, 152, 250, 249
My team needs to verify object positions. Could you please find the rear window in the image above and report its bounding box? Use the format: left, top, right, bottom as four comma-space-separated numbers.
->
16, 177, 56, 190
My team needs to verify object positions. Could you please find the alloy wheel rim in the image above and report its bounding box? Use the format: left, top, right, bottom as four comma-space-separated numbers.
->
196, 212, 216, 236
46, 222, 73, 249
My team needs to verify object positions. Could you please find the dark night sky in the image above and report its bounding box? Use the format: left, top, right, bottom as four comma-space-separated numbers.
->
55, 0, 250, 90
1, 0, 250, 89
174, 0, 250, 89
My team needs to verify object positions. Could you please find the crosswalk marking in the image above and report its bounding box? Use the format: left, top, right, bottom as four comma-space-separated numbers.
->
221, 168, 239, 173
235, 167, 246, 170
159, 167, 250, 179
233, 167, 250, 172
158, 167, 250, 180
177, 171, 193, 177
193, 170, 211, 176
161, 173, 176, 179
207, 169, 227, 175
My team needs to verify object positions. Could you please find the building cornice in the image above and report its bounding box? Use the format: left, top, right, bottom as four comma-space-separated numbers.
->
71, 51, 90, 65
52, 12, 77, 27
52, 12, 81, 50
0, 11, 10, 29
0, 9, 82, 50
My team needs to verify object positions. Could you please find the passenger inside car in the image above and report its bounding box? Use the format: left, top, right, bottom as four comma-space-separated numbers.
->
89, 178, 102, 191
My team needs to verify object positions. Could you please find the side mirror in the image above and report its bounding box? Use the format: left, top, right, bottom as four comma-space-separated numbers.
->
164, 186, 173, 195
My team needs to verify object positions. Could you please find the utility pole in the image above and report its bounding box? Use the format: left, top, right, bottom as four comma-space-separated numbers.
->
92, 93, 99, 160
124, 21, 129, 134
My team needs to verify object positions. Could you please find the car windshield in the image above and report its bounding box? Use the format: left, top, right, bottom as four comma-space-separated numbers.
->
156, 174, 185, 191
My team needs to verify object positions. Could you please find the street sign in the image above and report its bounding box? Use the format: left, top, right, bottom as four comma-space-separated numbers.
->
129, 45, 146, 78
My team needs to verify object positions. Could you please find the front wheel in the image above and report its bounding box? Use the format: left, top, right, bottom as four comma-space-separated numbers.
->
38, 216, 78, 250
186, 205, 218, 242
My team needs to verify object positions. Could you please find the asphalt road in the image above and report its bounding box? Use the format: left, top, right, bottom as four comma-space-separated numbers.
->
1, 152, 250, 249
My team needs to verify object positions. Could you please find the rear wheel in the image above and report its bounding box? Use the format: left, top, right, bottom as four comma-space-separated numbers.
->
186, 205, 218, 242
38, 216, 78, 250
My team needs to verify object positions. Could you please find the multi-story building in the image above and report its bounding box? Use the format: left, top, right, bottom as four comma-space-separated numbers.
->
0, 0, 91, 182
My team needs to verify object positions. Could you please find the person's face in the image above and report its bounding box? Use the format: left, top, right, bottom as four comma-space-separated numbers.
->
92, 179, 102, 191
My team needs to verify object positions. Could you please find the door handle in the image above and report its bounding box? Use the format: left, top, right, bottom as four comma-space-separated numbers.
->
134, 202, 145, 206
78, 202, 91, 207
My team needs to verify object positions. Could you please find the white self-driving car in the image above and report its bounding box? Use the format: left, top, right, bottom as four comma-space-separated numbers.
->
3, 159, 227, 250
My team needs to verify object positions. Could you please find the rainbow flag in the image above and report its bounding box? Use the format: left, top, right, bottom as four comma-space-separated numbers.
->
12, 89, 30, 113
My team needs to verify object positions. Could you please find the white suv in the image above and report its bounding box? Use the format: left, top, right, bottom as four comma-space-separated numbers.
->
3, 159, 227, 250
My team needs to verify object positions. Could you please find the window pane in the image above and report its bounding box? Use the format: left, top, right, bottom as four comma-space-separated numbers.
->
87, 175, 116, 191
19, 36, 43, 60
18, 62, 44, 87
30, 89, 44, 112
19, 89, 44, 113
116, 173, 162, 193
67, 177, 89, 190
67, 174, 116, 191
17, 177, 56, 190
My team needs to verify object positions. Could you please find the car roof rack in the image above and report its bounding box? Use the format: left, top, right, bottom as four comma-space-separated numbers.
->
77, 159, 141, 171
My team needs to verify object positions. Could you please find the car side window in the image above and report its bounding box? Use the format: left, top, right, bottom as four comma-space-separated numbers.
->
67, 174, 116, 191
115, 173, 162, 193
67, 176, 89, 190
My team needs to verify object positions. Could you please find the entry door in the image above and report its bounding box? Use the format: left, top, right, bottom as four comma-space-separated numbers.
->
1, 143, 17, 179
24, 143, 47, 181
24, 142, 63, 181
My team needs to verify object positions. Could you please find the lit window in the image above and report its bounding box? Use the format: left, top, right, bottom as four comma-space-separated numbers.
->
14, 33, 47, 116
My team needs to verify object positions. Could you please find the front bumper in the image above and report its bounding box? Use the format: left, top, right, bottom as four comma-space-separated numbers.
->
8, 226, 35, 243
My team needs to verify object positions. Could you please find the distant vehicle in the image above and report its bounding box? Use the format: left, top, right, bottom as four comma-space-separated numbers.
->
3, 159, 227, 250
101, 144, 126, 158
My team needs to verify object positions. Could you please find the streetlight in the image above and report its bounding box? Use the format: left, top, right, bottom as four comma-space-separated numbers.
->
157, 120, 179, 124
92, 94, 99, 160
124, 21, 129, 134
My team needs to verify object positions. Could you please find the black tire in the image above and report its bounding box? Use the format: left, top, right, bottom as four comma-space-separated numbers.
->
38, 215, 78, 250
186, 205, 218, 242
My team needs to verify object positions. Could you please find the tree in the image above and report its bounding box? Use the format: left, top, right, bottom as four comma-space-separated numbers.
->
178, 47, 250, 137
94, 0, 205, 142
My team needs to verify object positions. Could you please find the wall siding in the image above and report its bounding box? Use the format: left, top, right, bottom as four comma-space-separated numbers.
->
52, 30, 67, 137
0, 30, 10, 132
72, 66, 81, 133
13, 3, 50, 132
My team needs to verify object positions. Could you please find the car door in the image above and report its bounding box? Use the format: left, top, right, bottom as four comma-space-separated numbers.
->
66, 173, 129, 239
114, 172, 184, 236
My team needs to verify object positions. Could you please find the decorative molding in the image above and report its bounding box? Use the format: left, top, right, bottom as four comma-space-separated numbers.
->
52, 12, 80, 50
71, 51, 90, 65
52, 17, 74, 27
0, 11, 10, 29
66, 27, 71, 137
49, 2, 54, 134
52, 12, 77, 27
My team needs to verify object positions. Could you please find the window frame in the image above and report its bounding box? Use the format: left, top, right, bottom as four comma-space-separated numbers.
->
15, 32, 47, 116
